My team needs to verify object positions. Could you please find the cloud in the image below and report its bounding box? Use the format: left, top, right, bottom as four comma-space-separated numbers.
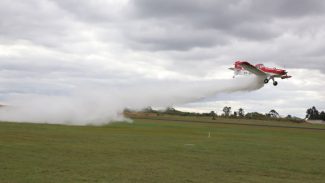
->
123, 0, 325, 72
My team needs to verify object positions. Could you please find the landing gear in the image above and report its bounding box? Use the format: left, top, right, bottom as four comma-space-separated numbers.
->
265, 77, 278, 86
273, 81, 278, 86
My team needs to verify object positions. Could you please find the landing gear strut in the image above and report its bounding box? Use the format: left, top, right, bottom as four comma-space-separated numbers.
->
264, 77, 278, 86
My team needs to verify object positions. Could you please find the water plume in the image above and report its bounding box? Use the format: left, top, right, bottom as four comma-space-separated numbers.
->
0, 76, 264, 125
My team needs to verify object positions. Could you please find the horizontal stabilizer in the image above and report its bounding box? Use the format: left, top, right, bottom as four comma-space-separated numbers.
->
281, 75, 292, 79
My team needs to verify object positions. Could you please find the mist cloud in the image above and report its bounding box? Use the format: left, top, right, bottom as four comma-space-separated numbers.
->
0, 77, 264, 125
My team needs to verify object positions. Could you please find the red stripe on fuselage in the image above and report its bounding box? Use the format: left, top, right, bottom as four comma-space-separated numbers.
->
259, 67, 286, 75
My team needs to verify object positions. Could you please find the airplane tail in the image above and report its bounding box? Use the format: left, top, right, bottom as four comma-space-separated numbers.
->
230, 61, 250, 78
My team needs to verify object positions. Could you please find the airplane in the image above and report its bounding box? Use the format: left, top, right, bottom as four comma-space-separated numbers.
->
229, 61, 292, 86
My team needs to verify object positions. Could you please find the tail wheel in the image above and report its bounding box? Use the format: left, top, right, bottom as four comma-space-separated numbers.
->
264, 79, 269, 84
273, 81, 278, 86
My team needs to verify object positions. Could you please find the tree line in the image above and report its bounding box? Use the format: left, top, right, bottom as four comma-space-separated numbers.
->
125, 106, 324, 122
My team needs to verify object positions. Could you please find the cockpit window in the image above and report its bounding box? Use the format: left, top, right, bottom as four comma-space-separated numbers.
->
256, 64, 264, 68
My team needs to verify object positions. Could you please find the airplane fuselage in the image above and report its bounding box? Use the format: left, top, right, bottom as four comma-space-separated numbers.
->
230, 61, 292, 86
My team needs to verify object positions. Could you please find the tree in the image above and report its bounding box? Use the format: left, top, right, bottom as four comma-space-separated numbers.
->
320, 111, 325, 121
238, 108, 244, 117
306, 108, 312, 119
233, 111, 238, 117
123, 108, 132, 113
210, 111, 216, 120
142, 106, 154, 113
306, 106, 320, 120
245, 112, 266, 119
268, 109, 279, 118
222, 106, 231, 117
286, 115, 292, 119
166, 107, 176, 113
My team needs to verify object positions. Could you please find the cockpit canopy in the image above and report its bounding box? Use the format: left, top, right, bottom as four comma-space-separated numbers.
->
255, 64, 264, 69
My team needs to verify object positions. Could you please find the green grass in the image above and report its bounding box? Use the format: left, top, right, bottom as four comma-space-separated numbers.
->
0, 117, 325, 183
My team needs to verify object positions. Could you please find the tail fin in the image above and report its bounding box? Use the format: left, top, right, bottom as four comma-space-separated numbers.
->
234, 61, 244, 70
230, 61, 250, 78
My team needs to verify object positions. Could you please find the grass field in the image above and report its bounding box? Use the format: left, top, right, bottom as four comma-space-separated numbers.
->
1, 116, 325, 183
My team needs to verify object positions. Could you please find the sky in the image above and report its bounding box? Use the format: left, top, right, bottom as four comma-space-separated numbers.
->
1, 0, 325, 121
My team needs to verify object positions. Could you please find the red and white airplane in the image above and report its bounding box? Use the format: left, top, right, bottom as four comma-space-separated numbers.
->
229, 61, 292, 86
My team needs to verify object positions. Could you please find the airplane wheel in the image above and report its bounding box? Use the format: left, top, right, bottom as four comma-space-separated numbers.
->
264, 79, 269, 84
273, 81, 278, 86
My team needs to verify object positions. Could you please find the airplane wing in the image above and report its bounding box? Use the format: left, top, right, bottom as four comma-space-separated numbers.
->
239, 62, 266, 76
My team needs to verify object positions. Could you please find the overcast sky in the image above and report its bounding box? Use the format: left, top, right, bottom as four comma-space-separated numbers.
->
1, 0, 325, 118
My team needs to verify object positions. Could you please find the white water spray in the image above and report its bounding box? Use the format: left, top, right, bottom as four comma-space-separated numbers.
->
0, 76, 264, 125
